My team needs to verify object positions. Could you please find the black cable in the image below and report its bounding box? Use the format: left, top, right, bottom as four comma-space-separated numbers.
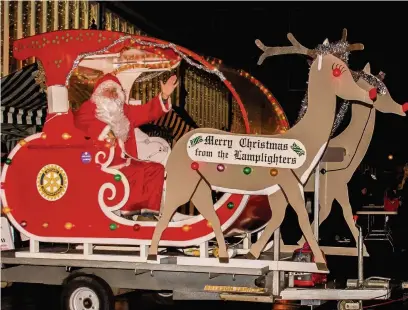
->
326, 106, 373, 174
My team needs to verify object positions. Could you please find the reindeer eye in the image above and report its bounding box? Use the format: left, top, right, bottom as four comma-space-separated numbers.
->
332, 63, 346, 77
333, 68, 342, 77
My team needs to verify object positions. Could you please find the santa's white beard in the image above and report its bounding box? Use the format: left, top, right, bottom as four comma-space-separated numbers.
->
93, 94, 131, 142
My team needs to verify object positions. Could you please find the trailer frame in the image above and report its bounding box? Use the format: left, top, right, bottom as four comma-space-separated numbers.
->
0, 153, 396, 309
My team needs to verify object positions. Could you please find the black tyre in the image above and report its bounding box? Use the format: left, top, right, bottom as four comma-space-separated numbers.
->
122, 291, 141, 310
61, 276, 114, 310
148, 291, 174, 306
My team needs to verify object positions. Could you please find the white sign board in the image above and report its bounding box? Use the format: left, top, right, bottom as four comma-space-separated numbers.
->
1, 217, 15, 251
187, 133, 307, 169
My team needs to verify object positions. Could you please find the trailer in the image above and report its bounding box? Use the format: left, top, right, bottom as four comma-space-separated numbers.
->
0, 167, 398, 310
1, 160, 402, 309
1, 223, 396, 310
2, 29, 407, 310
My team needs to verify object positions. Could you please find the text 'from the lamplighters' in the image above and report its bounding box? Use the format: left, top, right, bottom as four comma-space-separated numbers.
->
187, 133, 307, 169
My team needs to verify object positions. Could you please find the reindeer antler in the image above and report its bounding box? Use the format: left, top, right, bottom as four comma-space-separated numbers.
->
340, 28, 364, 52
256, 30, 364, 66
255, 33, 316, 65
347, 43, 364, 52
341, 28, 348, 42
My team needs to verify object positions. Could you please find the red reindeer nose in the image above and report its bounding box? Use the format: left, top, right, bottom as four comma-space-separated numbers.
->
403, 102, 408, 113
369, 88, 377, 101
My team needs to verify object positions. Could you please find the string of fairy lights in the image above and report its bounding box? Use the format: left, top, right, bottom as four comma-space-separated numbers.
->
205, 56, 290, 134
67, 63, 231, 131
35, 50, 285, 135
238, 69, 289, 132
2, 1, 137, 74
184, 65, 230, 129
3, 1, 285, 135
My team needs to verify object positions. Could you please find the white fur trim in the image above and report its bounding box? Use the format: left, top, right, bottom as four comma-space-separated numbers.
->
92, 79, 130, 142
159, 93, 172, 112
110, 158, 131, 170
92, 80, 124, 101
116, 138, 139, 162
118, 139, 127, 159
98, 125, 112, 141
128, 99, 142, 106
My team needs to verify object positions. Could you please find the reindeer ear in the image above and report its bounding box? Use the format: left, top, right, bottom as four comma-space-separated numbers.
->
377, 71, 386, 81
323, 38, 330, 46
363, 63, 371, 74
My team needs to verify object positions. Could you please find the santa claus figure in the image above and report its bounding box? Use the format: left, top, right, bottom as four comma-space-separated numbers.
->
74, 73, 178, 218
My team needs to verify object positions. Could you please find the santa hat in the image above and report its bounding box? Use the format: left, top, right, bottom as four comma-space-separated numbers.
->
91, 73, 126, 105
93, 73, 123, 94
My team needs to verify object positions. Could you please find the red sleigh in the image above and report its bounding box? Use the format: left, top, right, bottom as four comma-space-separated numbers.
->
1, 30, 275, 250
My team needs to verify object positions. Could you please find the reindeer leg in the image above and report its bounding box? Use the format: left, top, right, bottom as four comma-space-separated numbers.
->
246, 190, 288, 259
335, 184, 365, 251
147, 204, 177, 261
191, 181, 229, 263
281, 180, 328, 271
298, 195, 334, 246
147, 174, 200, 261
276, 192, 289, 248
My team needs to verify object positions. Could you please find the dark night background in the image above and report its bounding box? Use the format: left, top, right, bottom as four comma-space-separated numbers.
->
107, 1, 408, 170
2, 4, 408, 309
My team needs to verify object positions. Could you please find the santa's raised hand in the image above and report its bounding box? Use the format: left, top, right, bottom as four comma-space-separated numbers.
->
160, 75, 179, 100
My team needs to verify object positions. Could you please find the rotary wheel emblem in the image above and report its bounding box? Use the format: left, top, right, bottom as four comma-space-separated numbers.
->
37, 164, 68, 201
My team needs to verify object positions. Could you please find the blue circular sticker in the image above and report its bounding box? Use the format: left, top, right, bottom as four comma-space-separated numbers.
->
81, 152, 92, 164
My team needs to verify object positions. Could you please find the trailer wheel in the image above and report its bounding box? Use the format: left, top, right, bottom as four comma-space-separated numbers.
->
337, 300, 362, 310
149, 291, 174, 306
62, 276, 114, 310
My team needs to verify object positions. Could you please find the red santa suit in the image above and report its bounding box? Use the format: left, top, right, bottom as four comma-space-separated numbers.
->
73, 74, 171, 215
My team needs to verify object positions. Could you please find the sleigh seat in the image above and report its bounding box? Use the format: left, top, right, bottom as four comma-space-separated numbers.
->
134, 128, 171, 166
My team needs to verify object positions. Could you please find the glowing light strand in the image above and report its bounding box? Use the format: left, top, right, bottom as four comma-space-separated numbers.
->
66, 35, 226, 85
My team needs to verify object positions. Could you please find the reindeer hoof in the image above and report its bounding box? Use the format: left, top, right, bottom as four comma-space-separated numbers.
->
244, 252, 258, 260
218, 257, 229, 264
147, 254, 157, 261
316, 262, 329, 272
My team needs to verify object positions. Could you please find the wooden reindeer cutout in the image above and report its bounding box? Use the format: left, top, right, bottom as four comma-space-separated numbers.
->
297, 63, 407, 249
147, 32, 374, 268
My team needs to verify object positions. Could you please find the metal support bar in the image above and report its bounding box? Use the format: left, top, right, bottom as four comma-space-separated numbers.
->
243, 233, 252, 250
208, 272, 220, 279
313, 163, 320, 242
83, 243, 93, 256
29, 239, 39, 253
200, 241, 209, 258
361, 213, 395, 251
288, 272, 294, 287
356, 223, 364, 287
139, 245, 148, 258
272, 228, 281, 297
